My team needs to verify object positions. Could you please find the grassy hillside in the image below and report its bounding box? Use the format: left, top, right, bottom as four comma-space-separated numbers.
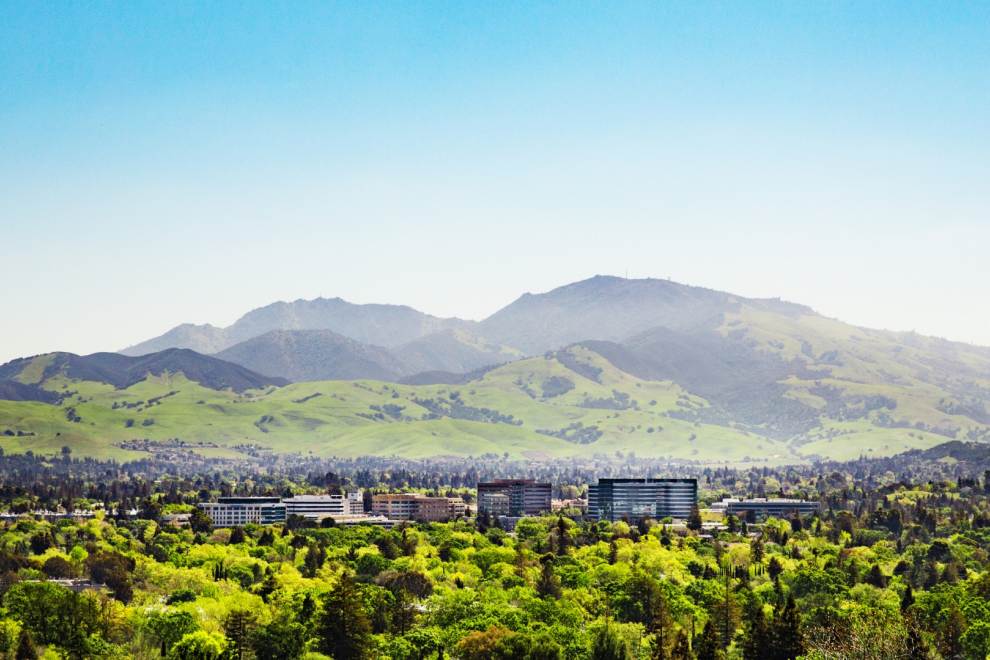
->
713, 306, 990, 444
3, 343, 977, 464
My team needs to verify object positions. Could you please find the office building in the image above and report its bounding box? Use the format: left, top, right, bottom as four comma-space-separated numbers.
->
283, 492, 364, 520
371, 494, 466, 522
198, 497, 286, 527
477, 479, 552, 517
587, 478, 697, 522
711, 497, 820, 521
315, 514, 397, 529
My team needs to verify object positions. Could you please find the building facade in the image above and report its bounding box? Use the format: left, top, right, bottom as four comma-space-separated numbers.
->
587, 478, 698, 522
198, 497, 286, 527
283, 493, 364, 520
371, 494, 466, 522
711, 497, 820, 521
477, 479, 552, 517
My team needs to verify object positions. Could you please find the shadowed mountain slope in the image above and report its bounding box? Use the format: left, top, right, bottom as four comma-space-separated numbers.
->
215, 329, 409, 382
0, 349, 287, 393
393, 329, 520, 375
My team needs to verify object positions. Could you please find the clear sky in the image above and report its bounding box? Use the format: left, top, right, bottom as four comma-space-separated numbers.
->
2, 2, 988, 363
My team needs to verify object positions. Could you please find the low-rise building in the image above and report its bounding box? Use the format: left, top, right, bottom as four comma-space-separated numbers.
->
283, 492, 364, 520
315, 513, 397, 528
710, 497, 820, 521
552, 498, 587, 513
198, 497, 285, 527
371, 494, 466, 522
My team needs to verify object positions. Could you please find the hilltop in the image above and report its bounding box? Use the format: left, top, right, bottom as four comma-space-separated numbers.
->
0, 275, 987, 463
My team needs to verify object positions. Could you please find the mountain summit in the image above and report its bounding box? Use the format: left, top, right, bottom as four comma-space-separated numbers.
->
2, 275, 984, 463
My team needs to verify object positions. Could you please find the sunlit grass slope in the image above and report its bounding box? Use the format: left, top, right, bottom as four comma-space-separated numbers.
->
0, 348, 804, 463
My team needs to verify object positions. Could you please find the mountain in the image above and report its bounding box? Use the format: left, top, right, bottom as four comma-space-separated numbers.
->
120, 323, 230, 356
215, 330, 408, 382
0, 345, 806, 463
477, 275, 809, 354
5, 275, 988, 464
393, 329, 521, 375
4, 339, 982, 464
0, 349, 287, 394
122, 297, 471, 356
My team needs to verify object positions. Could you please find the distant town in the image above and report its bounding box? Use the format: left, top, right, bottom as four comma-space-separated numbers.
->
186, 477, 820, 531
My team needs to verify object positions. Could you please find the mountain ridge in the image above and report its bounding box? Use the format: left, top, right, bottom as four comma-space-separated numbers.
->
2, 275, 985, 463
0, 348, 287, 395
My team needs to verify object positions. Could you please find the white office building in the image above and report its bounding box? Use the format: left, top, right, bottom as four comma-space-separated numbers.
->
198, 497, 285, 527
283, 492, 364, 520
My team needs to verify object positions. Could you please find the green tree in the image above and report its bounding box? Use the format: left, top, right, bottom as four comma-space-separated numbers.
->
770, 596, 803, 660
316, 573, 372, 660
555, 515, 571, 555
251, 619, 307, 660
591, 624, 630, 660
167, 631, 227, 660
670, 630, 691, 660
937, 606, 965, 659
742, 601, 770, 660
903, 615, 931, 659
0, 620, 18, 656
223, 609, 256, 660
15, 628, 37, 660
145, 609, 199, 656
41, 556, 76, 579
961, 619, 990, 660
695, 619, 722, 660
536, 555, 562, 600
86, 551, 135, 603
189, 507, 212, 533
687, 506, 703, 532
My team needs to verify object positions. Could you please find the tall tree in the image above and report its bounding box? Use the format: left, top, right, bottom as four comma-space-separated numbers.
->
536, 555, 562, 600
770, 596, 803, 660
687, 506, 703, 532
223, 609, 256, 660
316, 572, 372, 660
742, 601, 771, 660
695, 619, 722, 660
591, 624, 630, 660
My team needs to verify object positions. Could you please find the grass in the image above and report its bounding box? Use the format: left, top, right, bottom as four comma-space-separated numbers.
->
0, 342, 986, 464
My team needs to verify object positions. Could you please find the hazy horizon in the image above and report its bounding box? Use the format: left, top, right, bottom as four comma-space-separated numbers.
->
3, 3, 988, 363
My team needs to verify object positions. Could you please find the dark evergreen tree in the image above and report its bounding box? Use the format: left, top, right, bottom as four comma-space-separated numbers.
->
742, 600, 770, 660
770, 596, 803, 660
252, 619, 307, 660
687, 506, 703, 531
536, 555, 562, 599
15, 629, 37, 660
316, 572, 372, 660
694, 619, 721, 660
223, 609, 256, 660
900, 585, 915, 612
591, 624, 630, 660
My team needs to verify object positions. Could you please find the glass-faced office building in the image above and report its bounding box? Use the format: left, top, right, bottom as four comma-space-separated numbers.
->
587, 478, 698, 522
711, 498, 820, 521
477, 479, 552, 517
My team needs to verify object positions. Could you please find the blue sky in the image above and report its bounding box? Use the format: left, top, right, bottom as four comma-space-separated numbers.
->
1, 2, 988, 362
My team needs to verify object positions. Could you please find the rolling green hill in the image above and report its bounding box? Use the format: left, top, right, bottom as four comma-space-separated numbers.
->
0, 343, 978, 464
3, 276, 989, 464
